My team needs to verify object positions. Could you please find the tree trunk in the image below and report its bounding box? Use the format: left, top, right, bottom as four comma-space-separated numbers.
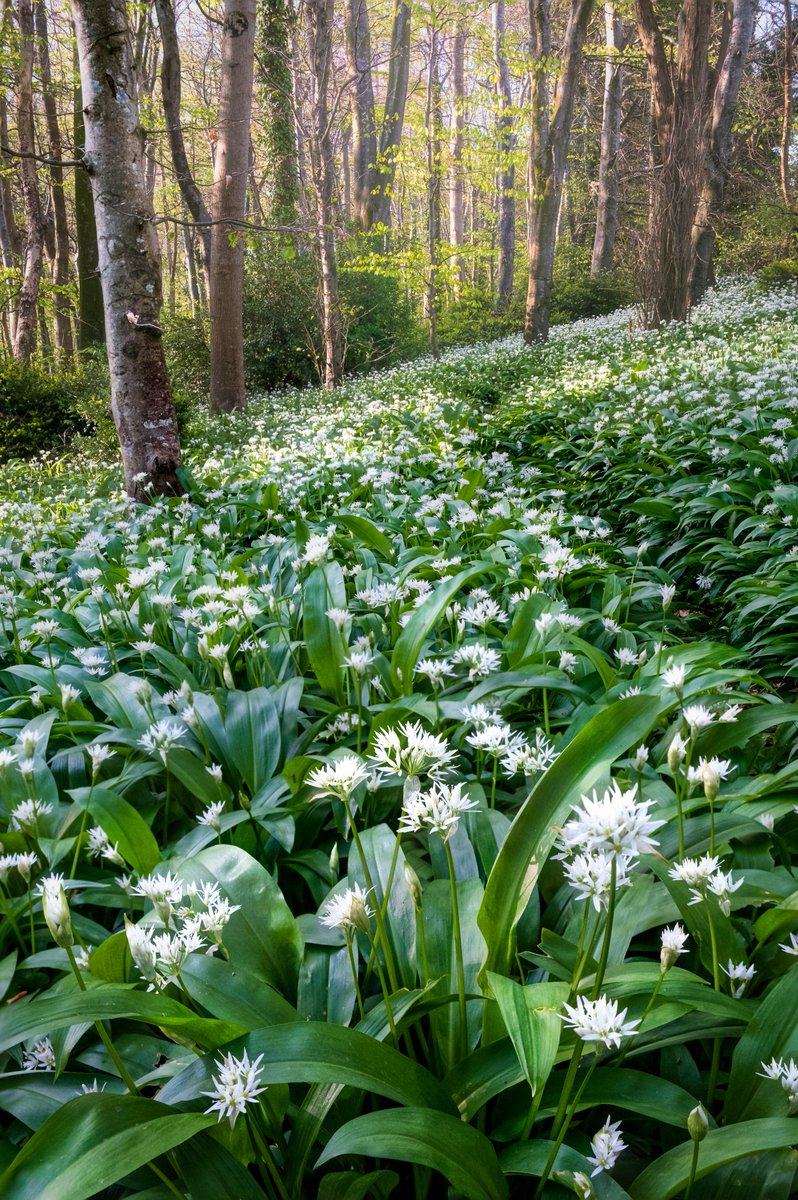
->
73, 34, 104, 350
344, 0, 378, 230
183, 221, 201, 316
372, 0, 412, 230
154, 0, 212, 294
449, 21, 466, 296
689, 0, 754, 303
634, 0, 713, 325
781, 0, 794, 207
70, 0, 183, 501
591, 3, 626, 275
424, 22, 441, 357
305, 0, 342, 387
209, 0, 257, 412
12, 0, 46, 361
258, 0, 299, 223
34, 0, 74, 360
524, 0, 596, 343
0, 75, 20, 345
493, 0, 516, 311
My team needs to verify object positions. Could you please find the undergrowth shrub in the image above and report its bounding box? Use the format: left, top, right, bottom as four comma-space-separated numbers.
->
0, 359, 94, 460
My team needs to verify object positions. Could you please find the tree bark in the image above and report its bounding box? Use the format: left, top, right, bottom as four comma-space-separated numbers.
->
493, 0, 516, 311
524, 0, 596, 343
154, 0, 212, 293
591, 3, 626, 275
344, 0, 378, 229
258, 0, 299, 223
372, 0, 412, 230
70, 0, 183, 501
209, 0, 257, 412
634, 0, 713, 325
12, 0, 46, 361
449, 20, 466, 295
424, 21, 441, 357
689, 0, 754, 303
72, 33, 104, 350
34, 0, 74, 360
304, 0, 343, 387
780, 0, 794, 207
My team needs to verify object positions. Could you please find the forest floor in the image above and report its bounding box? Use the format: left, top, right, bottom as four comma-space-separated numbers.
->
1, 279, 798, 1198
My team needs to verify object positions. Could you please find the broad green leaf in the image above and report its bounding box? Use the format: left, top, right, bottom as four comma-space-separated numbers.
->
172, 844, 302, 1000
224, 687, 281, 793
486, 976, 567, 1097
157, 1022, 458, 1115
0, 981, 242, 1056
629, 1119, 798, 1200
316, 1108, 508, 1200
501, 1139, 632, 1196
172, 1132, 269, 1200
0, 1093, 214, 1200
178, 953, 299, 1028
423, 878, 486, 1071
304, 562, 347, 701
336, 513, 395, 560
317, 1169, 399, 1200
725, 968, 798, 1121
478, 696, 661, 982
69, 785, 159, 874
391, 562, 494, 693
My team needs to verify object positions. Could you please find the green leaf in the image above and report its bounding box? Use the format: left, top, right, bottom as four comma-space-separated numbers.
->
725, 968, 798, 1121
316, 1108, 508, 1200
501, 1140, 632, 1196
178, 953, 299, 1028
317, 1169, 399, 1200
0, 982, 242, 1056
486, 976, 567, 1097
158, 1022, 458, 1115
391, 562, 494, 693
0, 1093, 214, 1200
478, 696, 661, 982
172, 1132, 269, 1200
304, 563, 347, 701
173, 844, 302, 1000
336, 513, 394, 560
69, 785, 159, 875
224, 688, 281, 793
0, 951, 17, 1002
629, 1119, 798, 1200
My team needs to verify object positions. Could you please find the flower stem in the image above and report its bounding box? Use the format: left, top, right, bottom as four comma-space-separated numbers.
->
684, 1138, 701, 1200
343, 796, 400, 993
65, 946, 139, 1094
444, 839, 468, 1062
345, 931, 365, 1021
591, 858, 617, 998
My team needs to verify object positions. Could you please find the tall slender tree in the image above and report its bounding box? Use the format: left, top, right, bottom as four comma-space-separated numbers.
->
304, 0, 343, 386
634, 0, 713, 324
493, 0, 516, 311
258, 0, 299, 223
70, 0, 182, 500
73, 34, 104, 351
344, 0, 378, 229
12, 0, 45, 361
689, 0, 754, 302
209, 0, 257, 412
524, 0, 596, 342
591, 4, 627, 275
449, 18, 466, 295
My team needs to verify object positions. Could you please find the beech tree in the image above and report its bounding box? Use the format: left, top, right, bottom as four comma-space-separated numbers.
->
493, 0, 516, 311
209, 0, 257, 413
591, 3, 628, 276
12, 0, 45, 361
70, 0, 183, 500
524, 0, 596, 343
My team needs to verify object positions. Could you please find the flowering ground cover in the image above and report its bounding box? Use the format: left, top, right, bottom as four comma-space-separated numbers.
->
1, 280, 798, 1198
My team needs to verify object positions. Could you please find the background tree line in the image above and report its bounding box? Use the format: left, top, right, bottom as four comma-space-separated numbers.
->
0, 0, 795, 496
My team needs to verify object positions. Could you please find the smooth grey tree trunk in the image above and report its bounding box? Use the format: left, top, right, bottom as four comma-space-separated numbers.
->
449, 21, 466, 295
689, 0, 754, 303
70, 0, 183, 500
493, 0, 516, 311
424, 22, 441, 357
304, 0, 343, 387
372, 0, 412, 230
12, 0, 45, 361
154, 0, 212, 295
524, 0, 596, 342
72, 34, 104, 350
209, 0, 257, 411
344, 0, 378, 229
591, 3, 626, 275
35, 0, 74, 360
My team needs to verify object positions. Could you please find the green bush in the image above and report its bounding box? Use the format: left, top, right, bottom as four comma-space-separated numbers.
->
436, 288, 522, 349
0, 359, 94, 461
243, 242, 319, 391
339, 268, 424, 372
756, 258, 798, 291
551, 269, 631, 324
